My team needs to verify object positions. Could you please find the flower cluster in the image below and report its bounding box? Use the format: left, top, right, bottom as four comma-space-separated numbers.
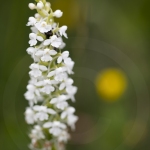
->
24, 1, 78, 150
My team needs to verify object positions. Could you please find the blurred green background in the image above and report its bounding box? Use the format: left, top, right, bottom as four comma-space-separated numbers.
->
1, 0, 150, 149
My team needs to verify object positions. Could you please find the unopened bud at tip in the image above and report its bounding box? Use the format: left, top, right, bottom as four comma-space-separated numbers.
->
28, 3, 36, 10
37, 1, 44, 9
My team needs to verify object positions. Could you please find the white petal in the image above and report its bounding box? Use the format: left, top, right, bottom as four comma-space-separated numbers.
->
51, 41, 62, 48
59, 41, 66, 49
41, 85, 54, 94
43, 122, 52, 128
57, 56, 63, 63
33, 105, 40, 111
68, 107, 75, 114
43, 39, 51, 46
39, 65, 47, 71
47, 108, 56, 114
50, 128, 62, 136
59, 123, 67, 129
27, 17, 36, 26
51, 80, 59, 84
61, 112, 67, 119
59, 83, 65, 90
37, 36, 44, 41
62, 51, 69, 59
26, 47, 35, 54
51, 86, 55, 92
50, 35, 62, 48
35, 50, 44, 56
50, 98, 58, 104
47, 71, 55, 77
29, 33, 36, 39
41, 55, 52, 62
44, 25, 52, 32
29, 70, 42, 77
66, 78, 74, 85
67, 115, 78, 130
49, 50, 57, 55
59, 26, 68, 38
56, 102, 68, 110
31, 26, 38, 34
29, 39, 37, 46
35, 81, 44, 86
30, 63, 39, 69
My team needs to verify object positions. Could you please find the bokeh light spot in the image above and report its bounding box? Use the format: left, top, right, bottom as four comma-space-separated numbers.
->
95, 68, 127, 102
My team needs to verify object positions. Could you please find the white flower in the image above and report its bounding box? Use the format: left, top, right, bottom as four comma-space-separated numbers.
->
25, 85, 36, 100
34, 49, 44, 58
50, 95, 69, 110
58, 37, 66, 49
61, 107, 75, 119
29, 63, 47, 78
57, 51, 69, 64
56, 101, 68, 110
37, 1, 44, 9
35, 21, 52, 33
27, 47, 36, 57
53, 10, 63, 18
40, 79, 56, 94
25, 107, 35, 124
44, 35, 62, 48
27, 47, 41, 62
29, 33, 44, 46
25, 1, 78, 148
67, 115, 78, 130
64, 57, 75, 74
43, 121, 66, 136
31, 26, 38, 34
27, 17, 36, 26
55, 72, 67, 82
33, 105, 56, 121
50, 35, 62, 48
30, 125, 45, 144
24, 84, 41, 106
59, 78, 73, 90
54, 67, 68, 82
33, 105, 56, 115
58, 131, 70, 143
66, 86, 77, 102
59, 26, 68, 38
40, 49, 57, 62
50, 127, 62, 137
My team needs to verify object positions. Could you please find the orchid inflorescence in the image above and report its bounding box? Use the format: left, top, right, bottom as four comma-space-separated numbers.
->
24, 0, 78, 149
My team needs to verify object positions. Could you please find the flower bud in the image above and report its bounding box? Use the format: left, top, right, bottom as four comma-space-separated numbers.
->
45, 2, 51, 12
53, 10, 63, 18
35, 13, 40, 19
28, 3, 36, 10
45, 2, 51, 8
37, 1, 44, 9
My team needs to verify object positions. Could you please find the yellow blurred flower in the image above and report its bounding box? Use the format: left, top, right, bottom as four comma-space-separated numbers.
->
51, 0, 80, 30
95, 68, 127, 101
